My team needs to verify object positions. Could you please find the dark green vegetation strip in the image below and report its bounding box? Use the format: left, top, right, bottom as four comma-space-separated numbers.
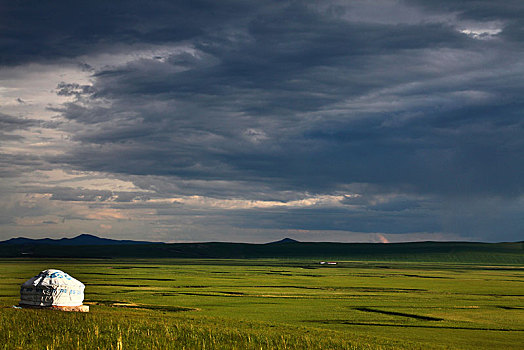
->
354, 307, 443, 321
88, 301, 195, 313
0, 241, 522, 263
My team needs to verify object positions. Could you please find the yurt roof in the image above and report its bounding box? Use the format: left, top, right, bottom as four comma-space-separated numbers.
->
21, 269, 84, 288
20, 269, 85, 307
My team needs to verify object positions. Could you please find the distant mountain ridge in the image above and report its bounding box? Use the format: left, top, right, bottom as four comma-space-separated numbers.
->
1, 234, 301, 245
0, 235, 522, 264
0, 233, 156, 246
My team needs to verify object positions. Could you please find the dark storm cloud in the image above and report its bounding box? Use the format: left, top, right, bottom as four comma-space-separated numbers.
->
23, 186, 149, 203
49, 188, 113, 202
42, 220, 58, 224
56, 82, 95, 97
407, 1, 524, 43
148, 201, 440, 234
0, 153, 49, 178
236, 207, 441, 234
408, 0, 524, 22
0, 114, 47, 177
0, 0, 259, 65
42, 0, 523, 200
0, 113, 40, 132
3, 1, 524, 240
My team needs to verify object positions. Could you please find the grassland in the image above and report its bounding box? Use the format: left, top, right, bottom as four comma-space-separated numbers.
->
0, 258, 523, 349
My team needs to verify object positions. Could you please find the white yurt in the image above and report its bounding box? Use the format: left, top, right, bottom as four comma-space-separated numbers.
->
20, 269, 89, 312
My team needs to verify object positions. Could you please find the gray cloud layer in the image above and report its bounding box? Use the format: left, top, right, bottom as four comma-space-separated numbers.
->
1, 1, 523, 241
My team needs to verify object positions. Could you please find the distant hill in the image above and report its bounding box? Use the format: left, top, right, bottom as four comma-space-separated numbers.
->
268, 238, 300, 244
0, 233, 156, 246
0, 235, 522, 264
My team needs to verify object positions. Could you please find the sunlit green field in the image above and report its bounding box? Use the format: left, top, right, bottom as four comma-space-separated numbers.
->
1, 258, 523, 349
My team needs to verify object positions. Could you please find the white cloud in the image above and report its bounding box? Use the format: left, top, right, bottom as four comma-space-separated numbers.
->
80, 43, 217, 71
147, 194, 348, 210
243, 128, 268, 143
27, 169, 143, 192
460, 28, 503, 40
0, 63, 91, 119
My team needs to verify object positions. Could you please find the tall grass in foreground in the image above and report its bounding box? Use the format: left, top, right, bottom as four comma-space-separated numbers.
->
0, 307, 414, 350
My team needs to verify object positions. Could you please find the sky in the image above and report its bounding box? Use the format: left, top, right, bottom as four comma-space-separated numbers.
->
1, 0, 523, 243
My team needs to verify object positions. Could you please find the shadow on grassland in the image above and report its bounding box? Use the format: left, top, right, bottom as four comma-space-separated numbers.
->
354, 307, 443, 321
310, 320, 522, 332
86, 300, 196, 312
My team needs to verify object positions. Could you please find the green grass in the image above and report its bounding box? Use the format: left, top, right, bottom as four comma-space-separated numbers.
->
0, 258, 523, 349
1, 308, 379, 350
